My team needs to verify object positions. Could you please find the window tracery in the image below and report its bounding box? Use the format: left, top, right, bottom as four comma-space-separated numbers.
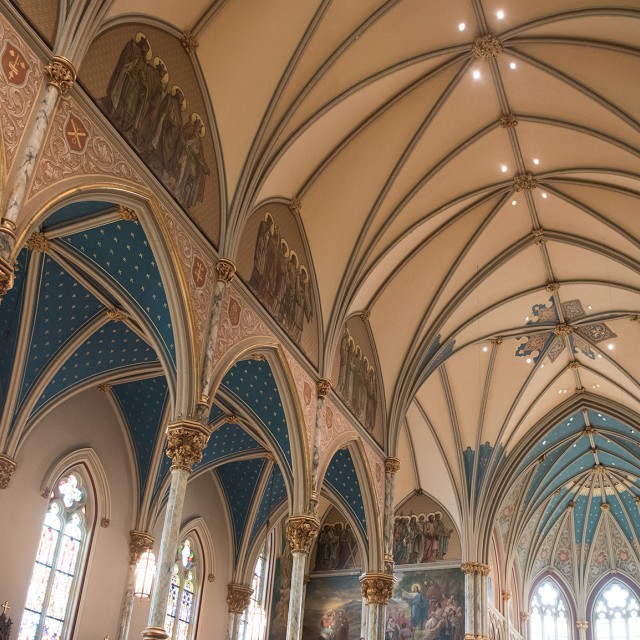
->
593, 580, 640, 640
237, 538, 271, 640
164, 539, 198, 640
529, 579, 571, 640
18, 473, 89, 640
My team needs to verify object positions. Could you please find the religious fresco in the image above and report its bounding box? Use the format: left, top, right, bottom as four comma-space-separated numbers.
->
332, 316, 384, 443
312, 507, 361, 572
388, 568, 464, 640
238, 202, 319, 364
79, 25, 220, 246
302, 574, 362, 640
394, 494, 461, 565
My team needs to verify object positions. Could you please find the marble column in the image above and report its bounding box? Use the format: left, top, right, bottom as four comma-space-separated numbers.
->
226, 583, 253, 640
360, 573, 395, 640
383, 458, 400, 573
461, 562, 490, 640
195, 259, 236, 423
117, 531, 154, 640
520, 612, 529, 640
142, 420, 210, 640
0, 455, 17, 489
310, 378, 331, 514
502, 591, 511, 639
0, 57, 76, 293
576, 621, 588, 640
285, 515, 320, 640
360, 596, 369, 640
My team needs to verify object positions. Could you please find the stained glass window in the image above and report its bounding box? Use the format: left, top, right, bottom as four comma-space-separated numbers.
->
18, 474, 88, 640
529, 579, 571, 640
164, 539, 198, 640
593, 580, 640, 640
237, 539, 271, 640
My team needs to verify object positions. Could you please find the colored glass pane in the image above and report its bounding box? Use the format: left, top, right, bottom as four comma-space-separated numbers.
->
47, 572, 73, 619
58, 475, 83, 508
56, 535, 80, 575
593, 581, 640, 640
18, 609, 40, 640
36, 526, 59, 566
42, 616, 63, 640
529, 579, 570, 640
24, 564, 51, 612
44, 504, 61, 531
164, 567, 180, 636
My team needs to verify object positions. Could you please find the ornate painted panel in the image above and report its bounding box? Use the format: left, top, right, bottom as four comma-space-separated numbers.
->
311, 507, 361, 572
79, 25, 220, 245
237, 201, 319, 364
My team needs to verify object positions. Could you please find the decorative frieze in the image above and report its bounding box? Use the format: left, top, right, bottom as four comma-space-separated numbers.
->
226, 583, 253, 613
360, 572, 396, 605
166, 420, 210, 472
285, 515, 320, 554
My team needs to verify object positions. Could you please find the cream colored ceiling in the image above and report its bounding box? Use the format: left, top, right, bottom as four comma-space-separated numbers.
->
97, 0, 640, 529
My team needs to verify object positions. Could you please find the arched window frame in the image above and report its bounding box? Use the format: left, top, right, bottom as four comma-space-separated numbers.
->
237, 530, 276, 640
590, 577, 640, 640
528, 576, 573, 640
18, 467, 96, 640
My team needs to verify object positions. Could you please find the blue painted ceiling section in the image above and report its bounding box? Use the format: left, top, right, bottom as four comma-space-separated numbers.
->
17, 254, 105, 407
112, 376, 168, 504
208, 402, 225, 424
421, 333, 457, 380
251, 464, 288, 538
609, 497, 635, 542
195, 422, 265, 472
32, 321, 159, 416
324, 448, 367, 537
618, 491, 640, 540
58, 219, 175, 367
0, 250, 29, 411
215, 457, 267, 558
43, 201, 114, 229
220, 359, 292, 472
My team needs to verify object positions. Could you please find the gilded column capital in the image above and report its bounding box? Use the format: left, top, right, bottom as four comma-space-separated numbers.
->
384, 457, 401, 474
26, 232, 50, 253
215, 258, 236, 285
226, 583, 253, 613
0, 257, 14, 298
45, 56, 76, 95
360, 572, 396, 605
472, 35, 503, 60
461, 562, 491, 576
129, 530, 154, 564
166, 420, 210, 472
576, 621, 589, 630
502, 590, 512, 601
117, 205, 138, 222
0, 454, 17, 488
285, 515, 320, 554
317, 378, 331, 398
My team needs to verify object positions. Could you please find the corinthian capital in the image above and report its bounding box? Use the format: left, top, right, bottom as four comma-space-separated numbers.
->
385, 457, 401, 474
227, 583, 253, 613
129, 530, 154, 564
0, 454, 17, 489
360, 573, 396, 605
45, 56, 76, 94
0, 257, 14, 298
215, 258, 236, 285
285, 515, 320, 554
166, 420, 210, 472
317, 378, 331, 398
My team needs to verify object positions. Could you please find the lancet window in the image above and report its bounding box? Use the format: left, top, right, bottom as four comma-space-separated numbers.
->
18, 473, 90, 640
593, 580, 640, 640
164, 538, 198, 640
237, 539, 271, 640
529, 579, 571, 640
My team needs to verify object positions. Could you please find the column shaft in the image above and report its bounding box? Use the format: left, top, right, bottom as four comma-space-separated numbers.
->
286, 552, 307, 640
116, 561, 137, 640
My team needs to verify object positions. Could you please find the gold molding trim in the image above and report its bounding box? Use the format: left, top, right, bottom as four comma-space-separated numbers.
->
461, 562, 491, 576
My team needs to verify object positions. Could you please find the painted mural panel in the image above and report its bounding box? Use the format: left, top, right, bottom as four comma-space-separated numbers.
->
394, 494, 461, 565
79, 26, 220, 245
332, 315, 384, 444
311, 507, 361, 572
302, 574, 362, 640
388, 568, 464, 640
238, 202, 319, 364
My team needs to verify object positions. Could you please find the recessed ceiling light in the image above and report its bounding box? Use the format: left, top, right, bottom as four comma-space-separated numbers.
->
509, 62, 516, 70
526, 358, 532, 364
608, 343, 614, 350
472, 70, 481, 80
587, 305, 592, 310
501, 165, 508, 173
511, 200, 517, 206
483, 346, 488, 352
497, 10, 505, 19
541, 193, 548, 199
458, 22, 466, 31
598, 354, 603, 359
533, 158, 540, 165
541, 364, 545, 369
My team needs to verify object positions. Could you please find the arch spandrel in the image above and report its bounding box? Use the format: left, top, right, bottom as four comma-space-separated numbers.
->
11, 0, 59, 47
79, 23, 221, 247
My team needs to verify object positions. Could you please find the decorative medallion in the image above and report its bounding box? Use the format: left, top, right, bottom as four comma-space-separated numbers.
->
191, 255, 208, 288
472, 35, 503, 61
64, 113, 89, 153
514, 173, 537, 192
1, 42, 29, 86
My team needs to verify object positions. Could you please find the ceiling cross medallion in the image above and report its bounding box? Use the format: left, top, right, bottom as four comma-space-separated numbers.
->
515, 296, 616, 364
472, 35, 503, 61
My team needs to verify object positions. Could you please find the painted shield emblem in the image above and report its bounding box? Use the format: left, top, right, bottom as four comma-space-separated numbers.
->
64, 113, 89, 153
2, 43, 29, 86
191, 256, 207, 288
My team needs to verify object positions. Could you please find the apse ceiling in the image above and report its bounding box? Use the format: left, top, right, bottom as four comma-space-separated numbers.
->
8, 0, 640, 577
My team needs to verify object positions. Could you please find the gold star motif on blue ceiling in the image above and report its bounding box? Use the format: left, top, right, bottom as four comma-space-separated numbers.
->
112, 376, 169, 505
324, 449, 367, 538
220, 359, 292, 471
250, 464, 288, 539
0, 250, 29, 412
42, 201, 114, 229
17, 254, 106, 406
215, 458, 268, 558
59, 218, 175, 368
